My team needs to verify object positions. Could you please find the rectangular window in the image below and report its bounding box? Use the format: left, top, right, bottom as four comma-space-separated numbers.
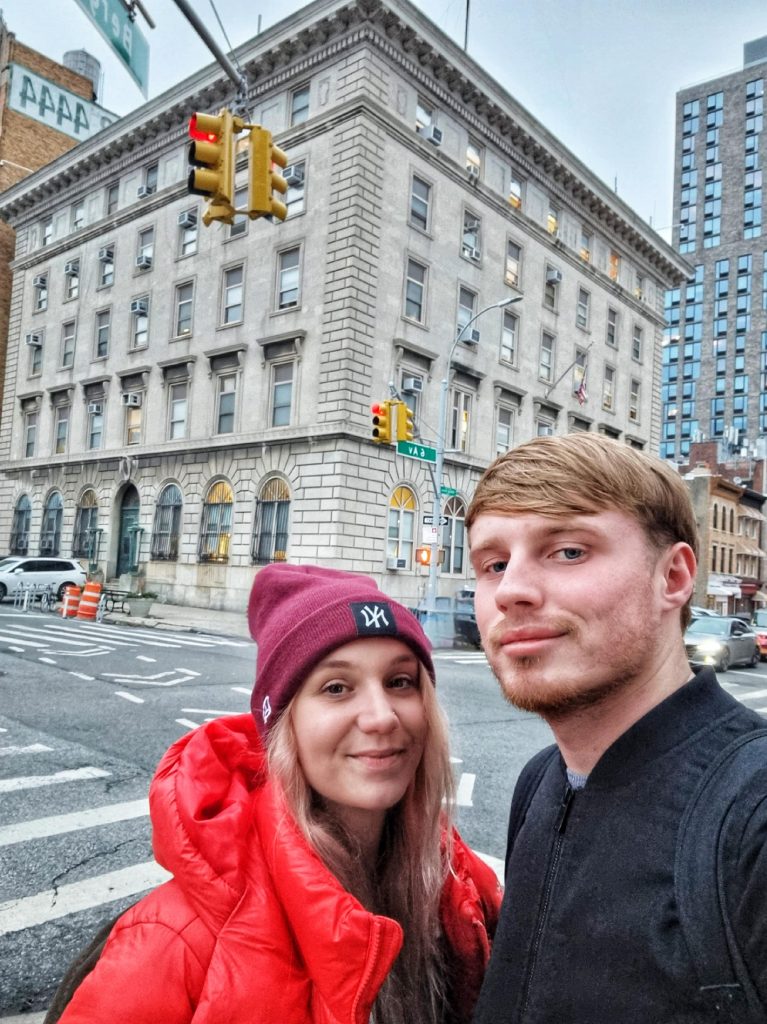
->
61, 321, 76, 368
217, 374, 236, 434
277, 248, 300, 309
132, 299, 149, 349
99, 247, 114, 287
272, 362, 293, 426
95, 309, 110, 359
629, 378, 641, 423
449, 389, 471, 452
125, 404, 142, 445
223, 265, 244, 324
547, 202, 559, 236
65, 260, 79, 300
500, 310, 518, 364
29, 333, 43, 375
505, 240, 521, 288
462, 212, 481, 259
632, 324, 643, 361
106, 182, 119, 215
175, 282, 194, 337
290, 85, 310, 126
606, 307, 618, 347
88, 404, 104, 450
576, 287, 590, 329
539, 331, 555, 383
543, 266, 559, 311
144, 164, 158, 193
54, 404, 70, 454
137, 226, 154, 267
286, 161, 306, 217
496, 406, 513, 454
580, 228, 592, 262
415, 98, 433, 133
230, 185, 248, 238
168, 382, 188, 440
466, 139, 482, 176
70, 200, 85, 232
24, 410, 37, 458
609, 250, 620, 282
410, 175, 430, 230
179, 210, 198, 256
404, 258, 426, 322
41, 217, 52, 247
603, 365, 615, 410
509, 173, 523, 210
34, 274, 48, 311
457, 286, 477, 335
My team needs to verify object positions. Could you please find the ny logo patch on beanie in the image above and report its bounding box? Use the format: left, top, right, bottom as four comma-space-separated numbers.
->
351, 601, 396, 635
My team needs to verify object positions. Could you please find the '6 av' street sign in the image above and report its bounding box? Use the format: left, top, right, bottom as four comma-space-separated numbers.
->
72, 0, 150, 96
397, 440, 436, 463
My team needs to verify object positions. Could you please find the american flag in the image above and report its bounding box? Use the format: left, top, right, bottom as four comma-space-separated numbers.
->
576, 368, 588, 406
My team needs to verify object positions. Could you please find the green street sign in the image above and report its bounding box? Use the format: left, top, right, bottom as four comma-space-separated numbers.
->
72, 0, 150, 96
440, 486, 458, 496
397, 440, 436, 463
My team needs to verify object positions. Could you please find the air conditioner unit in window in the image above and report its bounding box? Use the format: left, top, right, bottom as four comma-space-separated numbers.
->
121, 392, 142, 408
135, 254, 153, 270
25, 333, 42, 347
177, 210, 197, 229
464, 246, 481, 261
98, 247, 114, 262
33, 274, 47, 288
64, 261, 79, 276
603, 396, 613, 410
546, 268, 563, 285
464, 329, 480, 344
421, 125, 443, 146
130, 299, 148, 315
283, 165, 305, 186
386, 557, 408, 570
87, 402, 103, 415
402, 377, 423, 395
136, 185, 155, 199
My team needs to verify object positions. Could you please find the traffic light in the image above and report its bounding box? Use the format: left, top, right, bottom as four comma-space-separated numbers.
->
415, 547, 431, 566
371, 401, 393, 444
248, 127, 289, 221
396, 401, 415, 442
188, 110, 241, 225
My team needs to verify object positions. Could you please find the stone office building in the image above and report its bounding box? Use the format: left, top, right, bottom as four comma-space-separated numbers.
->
0, 0, 689, 611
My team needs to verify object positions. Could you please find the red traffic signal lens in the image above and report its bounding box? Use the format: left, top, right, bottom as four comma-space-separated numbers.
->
189, 114, 218, 143
371, 402, 384, 416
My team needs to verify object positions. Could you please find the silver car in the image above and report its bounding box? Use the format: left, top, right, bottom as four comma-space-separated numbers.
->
684, 616, 759, 672
0, 556, 87, 601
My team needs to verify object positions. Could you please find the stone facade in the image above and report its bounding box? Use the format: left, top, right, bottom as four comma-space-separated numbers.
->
0, 0, 690, 610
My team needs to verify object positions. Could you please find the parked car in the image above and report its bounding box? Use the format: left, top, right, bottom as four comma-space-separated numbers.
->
454, 596, 481, 648
750, 609, 767, 660
0, 556, 87, 601
684, 615, 759, 672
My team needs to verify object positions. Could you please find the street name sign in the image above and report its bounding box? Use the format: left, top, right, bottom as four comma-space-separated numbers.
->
397, 440, 436, 463
72, 0, 150, 96
423, 515, 449, 526
440, 486, 458, 496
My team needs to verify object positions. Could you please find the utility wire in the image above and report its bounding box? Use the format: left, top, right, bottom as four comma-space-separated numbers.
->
207, 0, 244, 76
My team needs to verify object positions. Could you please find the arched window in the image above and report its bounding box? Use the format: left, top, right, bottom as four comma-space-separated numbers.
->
40, 491, 63, 555
712, 504, 718, 529
252, 478, 290, 564
441, 496, 466, 574
151, 484, 183, 561
198, 480, 233, 563
10, 495, 31, 555
72, 490, 99, 559
388, 485, 416, 568
730, 508, 735, 533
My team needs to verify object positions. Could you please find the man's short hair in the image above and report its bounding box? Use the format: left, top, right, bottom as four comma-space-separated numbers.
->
467, 434, 699, 626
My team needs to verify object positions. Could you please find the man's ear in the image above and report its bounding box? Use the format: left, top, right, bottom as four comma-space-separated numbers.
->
658, 542, 696, 612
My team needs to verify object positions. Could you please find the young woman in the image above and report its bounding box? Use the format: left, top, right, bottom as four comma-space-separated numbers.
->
56, 563, 500, 1024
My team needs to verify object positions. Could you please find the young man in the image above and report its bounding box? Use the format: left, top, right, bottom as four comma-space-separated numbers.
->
467, 432, 767, 1024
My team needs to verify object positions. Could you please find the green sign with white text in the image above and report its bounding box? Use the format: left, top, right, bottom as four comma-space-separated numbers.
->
397, 440, 436, 463
72, 0, 150, 96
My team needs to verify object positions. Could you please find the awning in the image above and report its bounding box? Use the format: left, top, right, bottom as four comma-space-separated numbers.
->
755, 589, 767, 604
707, 584, 741, 597
740, 507, 766, 521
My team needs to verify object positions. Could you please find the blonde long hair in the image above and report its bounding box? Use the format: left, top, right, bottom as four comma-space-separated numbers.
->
267, 663, 455, 1024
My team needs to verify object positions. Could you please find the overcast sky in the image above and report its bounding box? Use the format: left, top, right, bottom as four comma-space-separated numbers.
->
4, 0, 766, 241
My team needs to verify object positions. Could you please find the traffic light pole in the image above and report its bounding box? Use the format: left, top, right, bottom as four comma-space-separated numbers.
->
423, 296, 522, 623
172, 0, 248, 103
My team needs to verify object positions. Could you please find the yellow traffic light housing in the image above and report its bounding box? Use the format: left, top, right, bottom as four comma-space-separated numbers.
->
371, 401, 393, 444
396, 402, 415, 442
188, 110, 241, 225
248, 127, 289, 221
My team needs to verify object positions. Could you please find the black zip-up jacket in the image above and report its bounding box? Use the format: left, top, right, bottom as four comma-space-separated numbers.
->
473, 669, 767, 1024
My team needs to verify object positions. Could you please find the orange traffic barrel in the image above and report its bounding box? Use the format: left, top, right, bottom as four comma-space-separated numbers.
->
76, 580, 103, 621
61, 585, 82, 618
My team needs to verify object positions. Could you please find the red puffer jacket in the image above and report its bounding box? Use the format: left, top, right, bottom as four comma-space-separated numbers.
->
59, 714, 501, 1024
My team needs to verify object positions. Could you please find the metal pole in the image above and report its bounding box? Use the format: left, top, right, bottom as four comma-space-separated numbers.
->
424, 296, 522, 625
171, 0, 248, 96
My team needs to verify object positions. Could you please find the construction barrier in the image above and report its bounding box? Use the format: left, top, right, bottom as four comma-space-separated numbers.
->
61, 585, 82, 618
76, 580, 103, 621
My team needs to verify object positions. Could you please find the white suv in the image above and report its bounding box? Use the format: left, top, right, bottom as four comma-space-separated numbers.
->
0, 556, 87, 601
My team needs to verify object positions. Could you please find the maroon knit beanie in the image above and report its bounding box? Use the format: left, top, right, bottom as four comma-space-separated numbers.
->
248, 563, 435, 737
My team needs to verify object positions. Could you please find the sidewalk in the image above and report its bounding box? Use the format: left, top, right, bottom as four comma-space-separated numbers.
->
103, 601, 251, 640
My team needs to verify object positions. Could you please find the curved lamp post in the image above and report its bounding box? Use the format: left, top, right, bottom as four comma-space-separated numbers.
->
423, 295, 523, 621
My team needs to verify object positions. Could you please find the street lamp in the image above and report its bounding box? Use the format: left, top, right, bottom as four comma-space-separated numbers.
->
423, 295, 523, 623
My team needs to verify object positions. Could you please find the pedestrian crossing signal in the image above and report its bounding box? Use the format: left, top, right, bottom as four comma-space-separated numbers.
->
416, 547, 431, 565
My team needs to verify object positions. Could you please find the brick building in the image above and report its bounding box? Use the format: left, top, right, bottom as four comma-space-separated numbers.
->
0, 0, 690, 611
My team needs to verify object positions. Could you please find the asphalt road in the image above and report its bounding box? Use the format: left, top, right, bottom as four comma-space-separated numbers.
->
3, 607, 767, 1018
